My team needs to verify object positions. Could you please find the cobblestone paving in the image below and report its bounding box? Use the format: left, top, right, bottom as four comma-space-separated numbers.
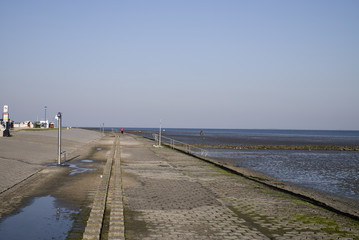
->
121, 135, 359, 239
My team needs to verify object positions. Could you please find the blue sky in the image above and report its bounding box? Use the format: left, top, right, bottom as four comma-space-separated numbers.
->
1, 1, 358, 130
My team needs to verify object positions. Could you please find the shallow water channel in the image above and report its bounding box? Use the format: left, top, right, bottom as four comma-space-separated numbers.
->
0, 195, 78, 240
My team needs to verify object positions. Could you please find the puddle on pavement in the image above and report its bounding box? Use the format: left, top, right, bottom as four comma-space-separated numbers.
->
81, 159, 94, 163
0, 195, 78, 240
46, 160, 98, 175
69, 160, 97, 175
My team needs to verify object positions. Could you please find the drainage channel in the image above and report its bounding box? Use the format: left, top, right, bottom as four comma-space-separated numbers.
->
83, 135, 124, 240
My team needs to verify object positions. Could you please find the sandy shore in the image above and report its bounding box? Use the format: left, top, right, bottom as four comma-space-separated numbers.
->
0, 128, 102, 193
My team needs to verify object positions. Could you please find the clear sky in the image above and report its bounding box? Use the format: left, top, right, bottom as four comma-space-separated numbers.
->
1, 1, 358, 130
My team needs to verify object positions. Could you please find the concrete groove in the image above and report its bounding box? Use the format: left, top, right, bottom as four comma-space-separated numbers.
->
83, 136, 117, 240
108, 135, 125, 240
82, 134, 125, 240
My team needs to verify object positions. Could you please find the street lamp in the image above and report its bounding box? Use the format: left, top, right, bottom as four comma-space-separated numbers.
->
57, 112, 62, 165
159, 119, 162, 146
44, 106, 47, 128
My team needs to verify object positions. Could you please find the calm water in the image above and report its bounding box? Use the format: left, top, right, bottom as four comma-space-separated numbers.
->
127, 128, 359, 202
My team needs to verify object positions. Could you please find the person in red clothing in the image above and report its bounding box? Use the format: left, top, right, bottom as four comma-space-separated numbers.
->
121, 128, 124, 134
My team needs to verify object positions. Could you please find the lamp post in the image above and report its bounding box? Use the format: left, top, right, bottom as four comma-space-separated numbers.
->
57, 112, 62, 165
44, 106, 47, 128
159, 119, 162, 146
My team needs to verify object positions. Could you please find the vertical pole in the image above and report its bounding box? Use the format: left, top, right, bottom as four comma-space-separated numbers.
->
159, 119, 162, 146
57, 112, 62, 165
44, 106, 47, 128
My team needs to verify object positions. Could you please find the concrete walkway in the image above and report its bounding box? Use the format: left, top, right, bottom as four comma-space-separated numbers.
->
120, 134, 359, 240
0, 129, 102, 193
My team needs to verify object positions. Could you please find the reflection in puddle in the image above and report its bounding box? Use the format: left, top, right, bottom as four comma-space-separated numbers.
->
69, 160, 97, 175
0, 196, 77, 240
81, 159, 94, 163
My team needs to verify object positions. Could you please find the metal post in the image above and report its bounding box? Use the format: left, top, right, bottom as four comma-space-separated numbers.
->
57, 112, 62, 165
44, 106, 47, 128
159, 119, 162, 146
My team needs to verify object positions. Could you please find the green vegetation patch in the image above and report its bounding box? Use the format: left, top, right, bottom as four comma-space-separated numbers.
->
296, 215, 337, 226
294, 215, 350, 236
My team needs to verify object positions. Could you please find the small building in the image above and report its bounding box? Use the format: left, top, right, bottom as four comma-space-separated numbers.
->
39, 120, 49, 128
13, 122, 31, 128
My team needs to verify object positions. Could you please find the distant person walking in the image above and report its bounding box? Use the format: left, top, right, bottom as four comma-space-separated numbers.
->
121, 128, 124, 134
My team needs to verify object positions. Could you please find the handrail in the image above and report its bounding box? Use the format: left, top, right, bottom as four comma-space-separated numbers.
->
152, 133, 208, 157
